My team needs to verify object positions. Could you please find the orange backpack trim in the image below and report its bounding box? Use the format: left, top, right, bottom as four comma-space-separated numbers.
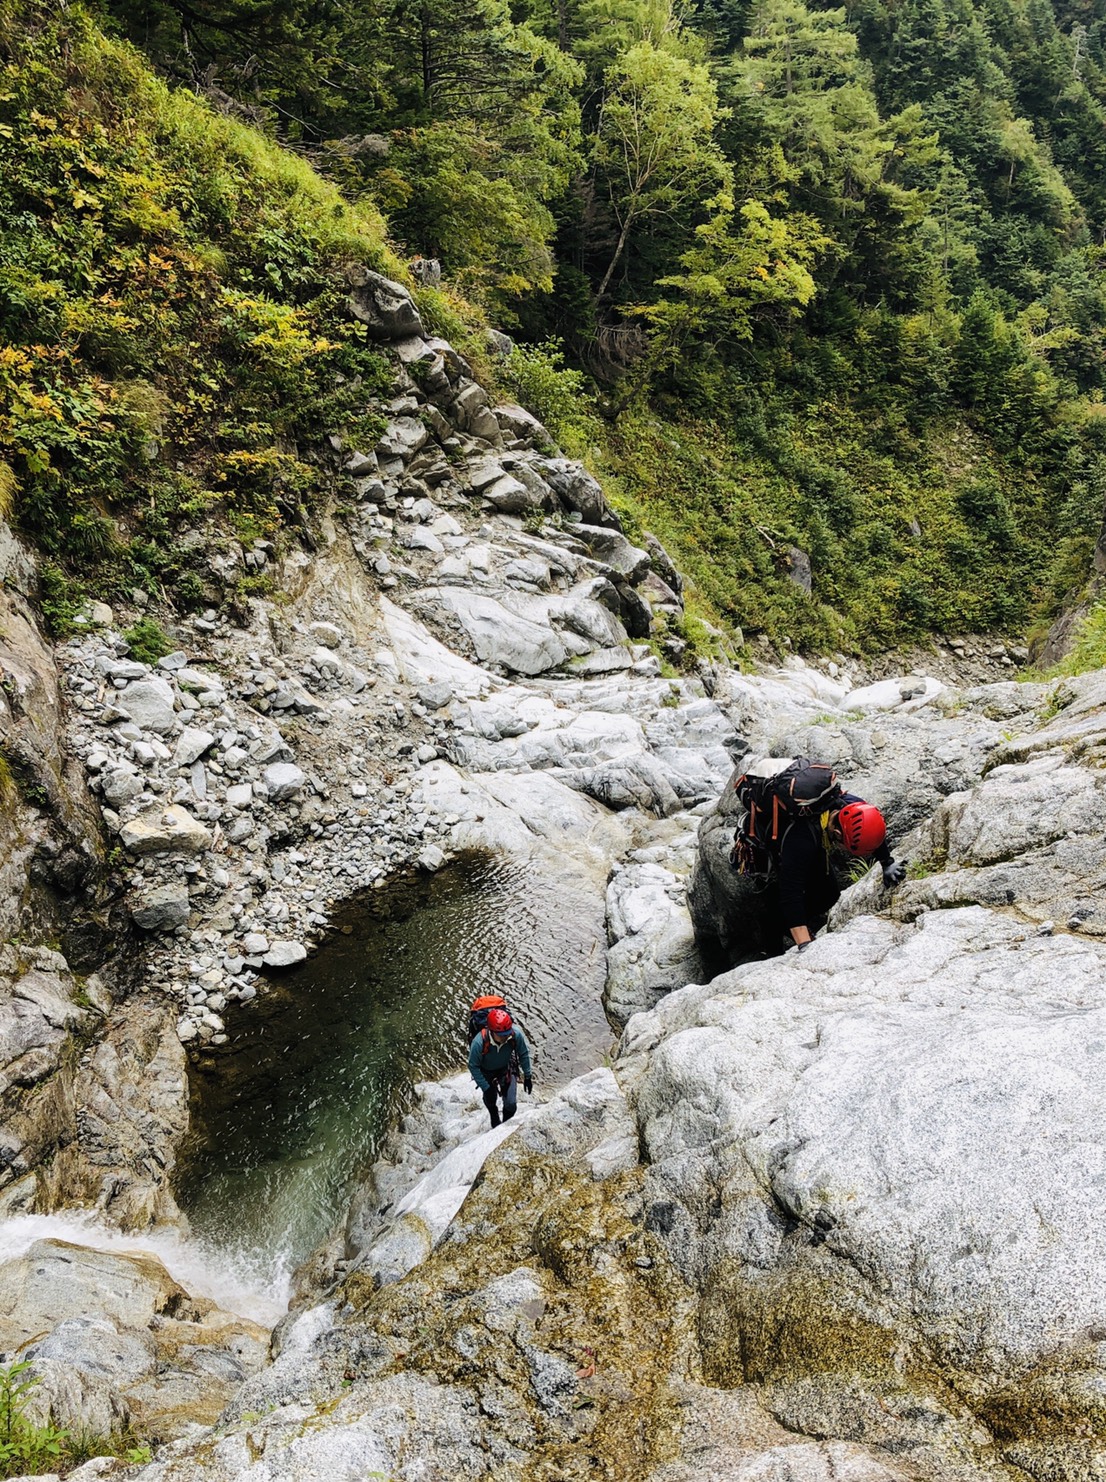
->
471, 993, 507, 1012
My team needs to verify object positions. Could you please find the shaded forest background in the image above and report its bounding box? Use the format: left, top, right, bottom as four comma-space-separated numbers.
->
3, 0, 1106, 653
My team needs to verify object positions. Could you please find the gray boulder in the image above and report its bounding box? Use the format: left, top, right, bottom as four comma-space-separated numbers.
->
449, 381, 501, 443
573, 524, 650, 582
559, 753, 682, 816
100, 767, 142, 808
131, 883, 191, 932
377, 416, 429, 459
836, 750, 1106, 938
172, 726, 215, 767
118, 805, 211, 856
494, 402, 551, 444
262, 940, 307, 968
605, 862, 702, 1025
263, 762, 306, 800
116, 678, 176, 734
0, 1240, 268, 1440
430, 589, 568, 676
537, 460, 617, 528
617, 906, 1106, 1477
482, 473, 540, 514
349, 269, 424, 341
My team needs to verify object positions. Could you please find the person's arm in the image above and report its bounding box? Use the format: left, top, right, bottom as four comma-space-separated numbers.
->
468, 1035, 490, 1092
873, 839, 893, 867
514, 1029, 532, 1078
778, 826, 816, 944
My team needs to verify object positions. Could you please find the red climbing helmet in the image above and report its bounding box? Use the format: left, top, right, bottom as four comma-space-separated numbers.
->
836, 801, 887, 857
487, 1008, 513, 1036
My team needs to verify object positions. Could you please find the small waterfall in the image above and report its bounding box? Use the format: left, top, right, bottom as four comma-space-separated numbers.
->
0, 1211, 291, 1328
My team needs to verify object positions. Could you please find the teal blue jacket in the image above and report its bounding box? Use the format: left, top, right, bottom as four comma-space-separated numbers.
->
469, 1027, 531, 1092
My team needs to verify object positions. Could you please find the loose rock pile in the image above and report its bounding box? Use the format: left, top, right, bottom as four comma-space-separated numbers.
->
51, 268, 713, 1052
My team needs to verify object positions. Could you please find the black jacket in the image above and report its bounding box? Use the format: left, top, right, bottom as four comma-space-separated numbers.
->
776, 795, 892, 931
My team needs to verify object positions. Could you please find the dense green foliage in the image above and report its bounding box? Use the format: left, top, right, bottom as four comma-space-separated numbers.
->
0, 0, 398, 618
4, 0, 1106, 648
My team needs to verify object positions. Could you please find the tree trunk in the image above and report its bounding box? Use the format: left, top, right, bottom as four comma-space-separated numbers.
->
420, 2, 433, 108
596, 213, 635, 302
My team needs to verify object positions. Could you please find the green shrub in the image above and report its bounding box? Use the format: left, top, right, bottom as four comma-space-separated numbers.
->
124, 617, 173, 664
500, 340, 600, 456
1050, 600, 1106, 677
0, 4, 393, 608
0, 1359, 155, 1477
0, 1361, 67, 1478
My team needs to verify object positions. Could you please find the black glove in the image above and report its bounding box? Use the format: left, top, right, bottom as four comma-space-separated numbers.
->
524, 1076, 533, 1095
882, 860, 907, 888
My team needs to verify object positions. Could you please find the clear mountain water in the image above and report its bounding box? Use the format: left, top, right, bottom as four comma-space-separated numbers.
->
176, 851, 611, 1282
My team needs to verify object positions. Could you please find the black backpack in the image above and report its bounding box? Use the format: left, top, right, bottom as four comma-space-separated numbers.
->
730, 758, 842, 878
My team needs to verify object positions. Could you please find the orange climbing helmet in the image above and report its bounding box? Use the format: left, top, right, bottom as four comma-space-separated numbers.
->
836, 801, 887, 857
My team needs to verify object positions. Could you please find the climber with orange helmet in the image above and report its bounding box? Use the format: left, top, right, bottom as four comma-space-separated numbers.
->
468, 1006, 533, 1128
782, 795, 904, 951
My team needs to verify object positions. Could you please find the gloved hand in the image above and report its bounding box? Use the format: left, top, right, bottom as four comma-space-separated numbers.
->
524, 1076, 533, 1095
882, 860, 907, 888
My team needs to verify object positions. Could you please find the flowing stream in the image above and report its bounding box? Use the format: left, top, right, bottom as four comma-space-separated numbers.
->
176, 850, 611, 1291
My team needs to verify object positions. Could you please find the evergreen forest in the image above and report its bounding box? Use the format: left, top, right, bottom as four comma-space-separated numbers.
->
3, 0, 1106, 653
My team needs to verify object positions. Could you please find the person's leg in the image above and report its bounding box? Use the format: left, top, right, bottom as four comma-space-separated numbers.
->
502, 1073, 518, 1121
482, 1085, 500, 1127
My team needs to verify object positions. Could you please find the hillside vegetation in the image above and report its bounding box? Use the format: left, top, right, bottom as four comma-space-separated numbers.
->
3, 0, 1106, 651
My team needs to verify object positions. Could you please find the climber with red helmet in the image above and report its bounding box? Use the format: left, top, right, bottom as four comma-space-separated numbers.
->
782, 794, 904, 951
468, 1006, 533, 1128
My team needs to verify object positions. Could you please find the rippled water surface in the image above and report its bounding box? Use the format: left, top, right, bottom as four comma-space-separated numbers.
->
178, 851, 611, 1275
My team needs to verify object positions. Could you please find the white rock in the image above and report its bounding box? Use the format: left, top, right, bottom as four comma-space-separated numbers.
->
262, 940, 308, 968
263, 763, 306, 800
173, 727, 215, 767
116, 678, 176, 734
309, 622, 343, 649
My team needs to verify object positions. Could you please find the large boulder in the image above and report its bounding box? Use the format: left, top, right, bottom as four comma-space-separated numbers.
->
834, 750, 1106, 938
604, 862, 702, 1026
537, 460, 619, 528
116, 678, 176, 734
430, 589, 568, 676
0, 1239, 268, 1439
64, 995, 189, 1227
118, 805, 211, 856
130, 883, 190, 932
573, 524, 650, 582
617, 905, 1106, 1480
348, 269, 424, 341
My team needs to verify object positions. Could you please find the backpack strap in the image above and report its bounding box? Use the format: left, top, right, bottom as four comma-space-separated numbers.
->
481, 1028, 514, 1054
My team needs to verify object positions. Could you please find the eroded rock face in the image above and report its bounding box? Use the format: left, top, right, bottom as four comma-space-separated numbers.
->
0, 1239, 267, 1440
128, 908, 1092, 1481
1, 972, 188, 1227
0, 530, 112, 962
618, 906, 1106, 1479
604, 859, 702, 1026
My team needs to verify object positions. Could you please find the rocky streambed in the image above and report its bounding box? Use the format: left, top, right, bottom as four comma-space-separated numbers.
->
0, 266, 1099, 1481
